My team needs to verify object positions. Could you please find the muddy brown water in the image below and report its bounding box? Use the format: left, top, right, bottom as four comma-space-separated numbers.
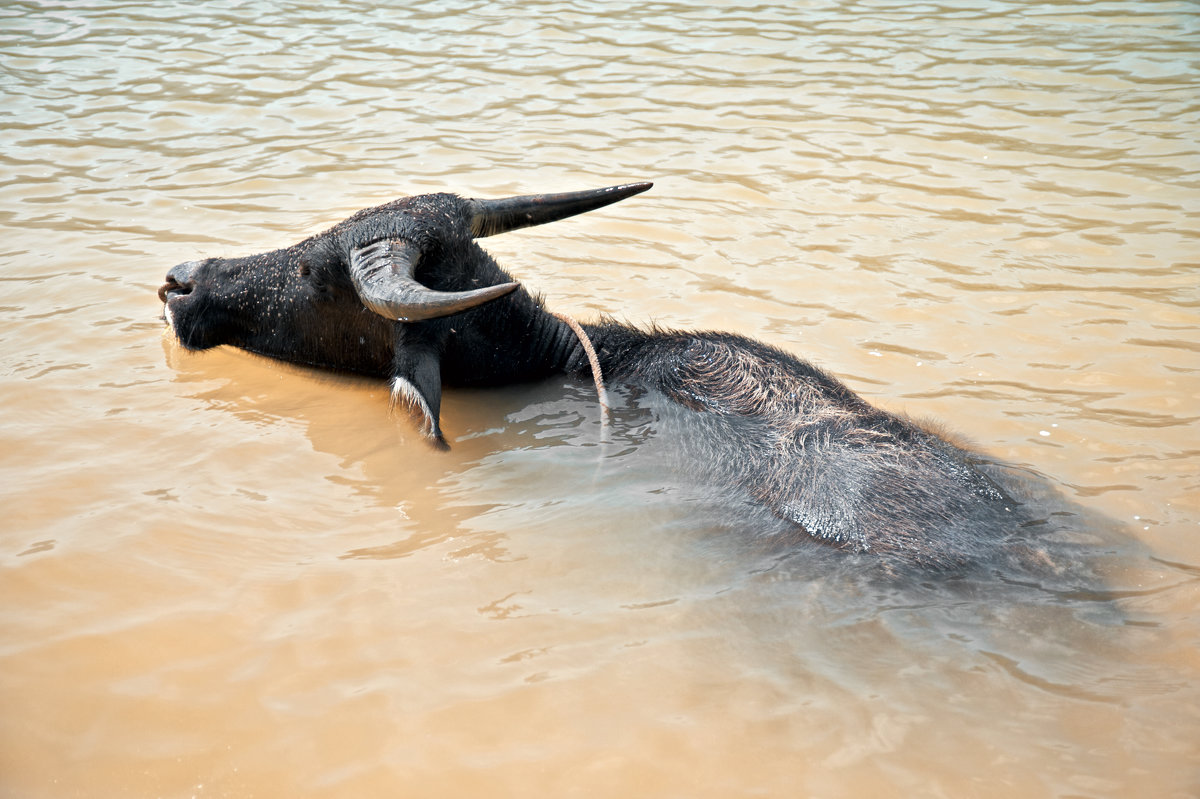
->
2, 1, 1198, 797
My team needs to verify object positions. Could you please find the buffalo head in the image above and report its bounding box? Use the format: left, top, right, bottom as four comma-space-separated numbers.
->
160, 182, 653, 443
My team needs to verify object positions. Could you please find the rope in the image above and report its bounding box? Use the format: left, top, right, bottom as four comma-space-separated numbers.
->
553, 312, 609, 426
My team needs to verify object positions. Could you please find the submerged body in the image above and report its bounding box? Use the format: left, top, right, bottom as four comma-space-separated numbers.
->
574, 327, 1024, 570
158, 184, 1079, 572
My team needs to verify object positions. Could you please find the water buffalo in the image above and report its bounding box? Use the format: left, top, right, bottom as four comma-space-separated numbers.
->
159, 183, 1081, 572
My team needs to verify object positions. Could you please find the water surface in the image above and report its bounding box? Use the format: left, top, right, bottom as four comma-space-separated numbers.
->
2, 1, 1198, 796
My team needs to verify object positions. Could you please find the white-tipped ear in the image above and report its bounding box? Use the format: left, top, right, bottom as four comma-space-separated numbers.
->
391, 376, 436, 434
390, 374, 448, 449
389, 320, 448, 447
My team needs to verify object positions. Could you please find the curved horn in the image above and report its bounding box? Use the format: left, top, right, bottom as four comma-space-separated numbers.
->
467, 182, 653, 238
349, 239, 518, 322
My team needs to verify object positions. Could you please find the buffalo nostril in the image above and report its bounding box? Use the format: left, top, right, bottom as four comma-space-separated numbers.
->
160, 260, 204, 303
157, 276, 191, 303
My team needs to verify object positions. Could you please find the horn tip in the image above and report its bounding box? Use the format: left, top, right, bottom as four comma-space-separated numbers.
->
610, 181, 653, 197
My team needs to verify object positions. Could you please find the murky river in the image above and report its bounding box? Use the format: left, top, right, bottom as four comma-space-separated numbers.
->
2, 1, 1198, 796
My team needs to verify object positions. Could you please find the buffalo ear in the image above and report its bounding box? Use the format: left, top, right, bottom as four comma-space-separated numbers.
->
390, 328, 448, 449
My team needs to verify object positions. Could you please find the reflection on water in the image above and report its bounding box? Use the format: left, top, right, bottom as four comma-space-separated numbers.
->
1, 0, 1198, 796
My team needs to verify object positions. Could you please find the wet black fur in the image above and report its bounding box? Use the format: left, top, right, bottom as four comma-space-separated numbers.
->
162, 192, 1069, 571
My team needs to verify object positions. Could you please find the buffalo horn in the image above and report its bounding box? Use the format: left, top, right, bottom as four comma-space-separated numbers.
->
467, 182, 653, 238
349, 239, 518, 321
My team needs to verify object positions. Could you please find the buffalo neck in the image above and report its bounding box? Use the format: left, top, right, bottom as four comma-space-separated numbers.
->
436, 289, 583, 388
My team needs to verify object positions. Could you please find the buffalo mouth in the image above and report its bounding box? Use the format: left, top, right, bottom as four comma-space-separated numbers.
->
158, 265, 200, 332
158, 259, 205, 329
158, 277, 191, 330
